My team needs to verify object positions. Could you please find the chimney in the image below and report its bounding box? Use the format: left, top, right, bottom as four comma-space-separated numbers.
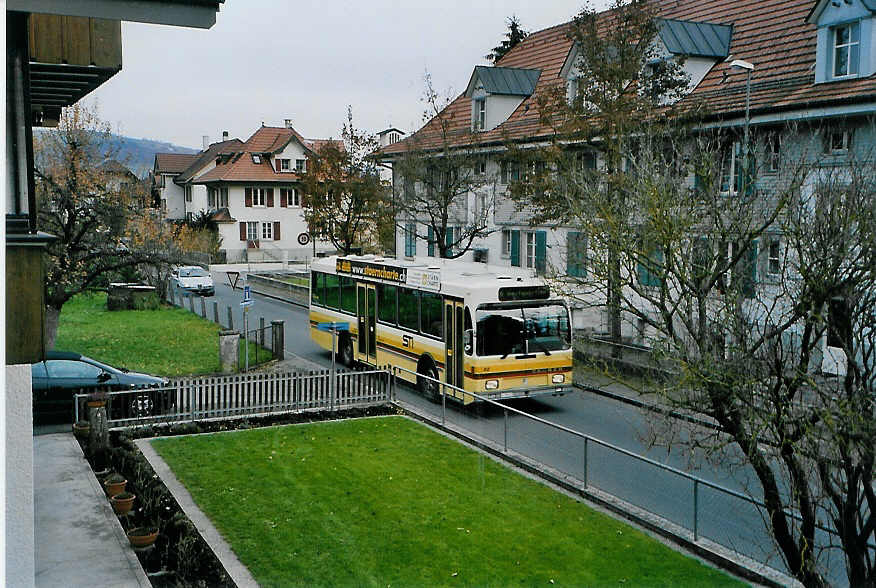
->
284, 119, 292, 129
222, 130, 229, 141
202, 135, 210, 149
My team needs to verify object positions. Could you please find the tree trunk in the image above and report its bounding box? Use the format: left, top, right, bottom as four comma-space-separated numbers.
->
45, 305, 61, 351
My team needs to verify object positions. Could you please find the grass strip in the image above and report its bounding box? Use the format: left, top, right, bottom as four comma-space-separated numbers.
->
152, 416, 745, 587
56, 292, 268, 377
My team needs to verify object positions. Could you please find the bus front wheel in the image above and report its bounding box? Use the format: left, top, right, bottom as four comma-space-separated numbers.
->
417, 363, 440, 403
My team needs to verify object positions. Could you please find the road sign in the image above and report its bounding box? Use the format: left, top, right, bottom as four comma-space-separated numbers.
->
316, 322, 349, 332
243, 285, 252, 300
240, 299, 253, 308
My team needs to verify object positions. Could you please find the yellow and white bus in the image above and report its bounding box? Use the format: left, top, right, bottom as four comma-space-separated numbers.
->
309, 254, 572, 404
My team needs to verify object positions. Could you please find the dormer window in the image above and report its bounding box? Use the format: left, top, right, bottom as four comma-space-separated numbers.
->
474, 98, 486, 131
833, 22, 860, 78
277, 158, 291, 172
295, 159, 306, 173
252, 154, 262, 164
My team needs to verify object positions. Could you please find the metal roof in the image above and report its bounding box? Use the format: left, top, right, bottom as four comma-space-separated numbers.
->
656, 18, 732, 59
467, 66, 541, 97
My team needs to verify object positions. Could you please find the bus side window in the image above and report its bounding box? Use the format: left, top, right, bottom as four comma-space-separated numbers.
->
464, 307, 473, 356
339, 277, 356, 314
377, 284, 397, 325
324, 273, 340, 309
398, 287, 419, 331
311, 272, 324, 306
420, 292, 442, 338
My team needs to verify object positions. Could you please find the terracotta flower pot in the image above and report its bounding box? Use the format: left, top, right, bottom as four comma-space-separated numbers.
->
86, 399, 106, 408
104, 476, 126, 497
72, 422, 90, 438
111, 492, 135, 515
127, 527, 159, 548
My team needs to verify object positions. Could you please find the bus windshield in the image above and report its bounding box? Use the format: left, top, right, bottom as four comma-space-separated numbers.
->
476, 302, 571, 357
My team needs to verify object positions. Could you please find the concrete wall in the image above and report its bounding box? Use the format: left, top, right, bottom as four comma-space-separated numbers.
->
5, 364, 34, 588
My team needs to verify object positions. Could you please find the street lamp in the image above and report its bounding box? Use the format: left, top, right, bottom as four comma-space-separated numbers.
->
730, 59, 755, 194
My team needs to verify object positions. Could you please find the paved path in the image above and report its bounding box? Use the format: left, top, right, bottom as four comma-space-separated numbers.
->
34, 433, 149, 588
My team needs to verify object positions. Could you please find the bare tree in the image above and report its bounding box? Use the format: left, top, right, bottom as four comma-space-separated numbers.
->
393, 73, 499, 259
301, 107, 390, 255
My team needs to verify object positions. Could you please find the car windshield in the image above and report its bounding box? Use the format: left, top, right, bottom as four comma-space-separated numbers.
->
476, 302, 571, 357
179, 267, 208, 278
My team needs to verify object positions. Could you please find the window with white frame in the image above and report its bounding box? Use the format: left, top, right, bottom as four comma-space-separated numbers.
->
824, 129, 852, 154
277, 158, 291, 172
474, 158, 486, 175
295, 159, 306, 173
720, 141, 741, 193
281, 187, 300, 207
501, 229, 511, 257
253, 187, 266, 206
246, 221, 259, 242
525, 231, 537, 269
219, 187, 228, 208
184, 186, 192, 202
833, 22, 860, 78
766, 134, 781, 173
252, 154, 262, 164
768, 239, 781, 276
208, 187, 216, 208
262, 222, 274, 240
473, 98, 486, 131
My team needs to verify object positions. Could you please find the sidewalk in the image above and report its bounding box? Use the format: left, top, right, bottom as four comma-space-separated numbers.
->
34, 433, 149, 588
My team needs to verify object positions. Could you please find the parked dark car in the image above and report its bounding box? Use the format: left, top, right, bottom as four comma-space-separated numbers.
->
32, 351, 171, 424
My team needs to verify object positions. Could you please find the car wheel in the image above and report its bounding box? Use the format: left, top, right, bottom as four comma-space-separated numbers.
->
417, 363, 441, 403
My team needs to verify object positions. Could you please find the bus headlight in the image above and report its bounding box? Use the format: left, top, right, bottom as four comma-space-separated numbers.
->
485, 379, 499, 390
551, 374, 565, 384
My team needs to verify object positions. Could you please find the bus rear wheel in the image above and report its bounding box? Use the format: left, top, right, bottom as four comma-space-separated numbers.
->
417, 363, 440, 403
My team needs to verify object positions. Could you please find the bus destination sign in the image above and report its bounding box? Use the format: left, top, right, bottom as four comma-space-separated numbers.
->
498, 285, 551, 301
336, 259, 408, 284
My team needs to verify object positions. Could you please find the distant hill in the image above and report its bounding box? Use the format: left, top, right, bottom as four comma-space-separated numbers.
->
34, 129, 199, 178
105, 135, 199, 178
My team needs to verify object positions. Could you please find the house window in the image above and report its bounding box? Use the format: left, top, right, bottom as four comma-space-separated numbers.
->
295, 159, 306, 173
219, 187, 228, 208
768, 239, 781, 276
246, 221, 259, 241
474, 159, 486, 175
766, 135, 781, 173
474, 98, 486, 131
720, 141, 751, 194
208, 187, 216, 208
525, 232, 536, 269
825, 129, 852, 154
281, 187, 300, 207
404, 222, 416, 257
501, 229, 511, 258
252, 154, 262, 164
277, 158, 291, 172
833, 22, 860, 78
262, 222, 274, 240
253, 188, 266, 206
184, 186, 192, 202
501, 161, 520, 184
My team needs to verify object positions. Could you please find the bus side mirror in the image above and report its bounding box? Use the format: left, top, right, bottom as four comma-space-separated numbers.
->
464, 329, 473, 355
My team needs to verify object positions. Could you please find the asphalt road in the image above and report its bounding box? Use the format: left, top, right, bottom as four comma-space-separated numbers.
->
202, 269, 847, 585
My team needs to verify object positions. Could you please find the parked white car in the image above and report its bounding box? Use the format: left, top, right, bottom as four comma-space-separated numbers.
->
171, 266, 214, 296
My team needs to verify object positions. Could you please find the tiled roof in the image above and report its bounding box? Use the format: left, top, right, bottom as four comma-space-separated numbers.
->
189, 125, 342, 184
381, 0, 876, 156
154, 153, 198, 174
175, 138, 244, 183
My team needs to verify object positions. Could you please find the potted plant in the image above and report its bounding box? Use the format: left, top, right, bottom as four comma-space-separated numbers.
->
104, 473, 126, 496
126, 526, 159, 548
72, 421, 90, 438
110, 491, 135, 515
86, 389, 107, 408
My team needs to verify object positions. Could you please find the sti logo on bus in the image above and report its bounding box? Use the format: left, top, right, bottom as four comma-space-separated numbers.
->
336, 259, 408, 284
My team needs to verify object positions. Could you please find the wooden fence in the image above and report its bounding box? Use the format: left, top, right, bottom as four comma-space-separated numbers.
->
77, 368, 392, 427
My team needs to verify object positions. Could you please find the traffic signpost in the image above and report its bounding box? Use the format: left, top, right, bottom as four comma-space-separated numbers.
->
241, 286, 254, 370
316, 322, 349, 409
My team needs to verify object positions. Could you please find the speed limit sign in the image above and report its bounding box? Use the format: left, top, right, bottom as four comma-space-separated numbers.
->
297, 232, 311, 246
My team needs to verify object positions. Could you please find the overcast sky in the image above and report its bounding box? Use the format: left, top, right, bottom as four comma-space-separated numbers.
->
86, 0, 610, 149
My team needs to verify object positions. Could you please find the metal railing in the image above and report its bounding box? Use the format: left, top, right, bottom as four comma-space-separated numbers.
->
392, 364, 861, 585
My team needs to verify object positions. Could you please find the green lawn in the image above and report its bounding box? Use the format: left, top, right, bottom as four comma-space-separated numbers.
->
152, 417, 745, 587
56, 292, 268, 377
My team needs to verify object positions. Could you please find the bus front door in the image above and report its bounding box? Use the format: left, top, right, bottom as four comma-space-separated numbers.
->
357, 284, 377, 364
444, 299, 465, 399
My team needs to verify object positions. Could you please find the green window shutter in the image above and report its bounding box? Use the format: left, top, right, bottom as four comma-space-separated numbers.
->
535, 231, 547, 274
743, 239, 758, 298
445, 226, 453, 256
510, 230, 521, 267
567, 232, 587, 277
427, 226, 435, 257
638, 246, 663, 287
